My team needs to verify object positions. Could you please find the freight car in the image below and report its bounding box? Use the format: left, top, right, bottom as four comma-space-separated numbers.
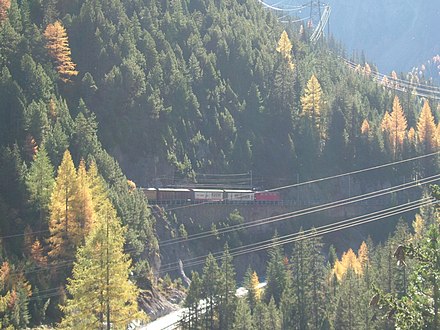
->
223, 189, 254, 203
192, 189, 224, 202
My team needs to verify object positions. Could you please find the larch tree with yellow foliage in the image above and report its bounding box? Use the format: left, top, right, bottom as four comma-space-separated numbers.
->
417, 100, 437, 152
417, 100, 438, 174
48, 150, 80, 259
75, 159, 94, 238
332, 246, 365, 330
389, 96, 407, 158
87, 160, 109, 215
301, 74, 323, 129
360, 119, 370, 136
244, 267, 261, 311
59, 200, 144, 329
276, 30, 294, 71
44, 21, 78, 82
0, 0, 10, 23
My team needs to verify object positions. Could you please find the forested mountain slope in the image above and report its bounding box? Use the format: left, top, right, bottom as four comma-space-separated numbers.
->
0, 0, 439, 327
327, 0, 440, 73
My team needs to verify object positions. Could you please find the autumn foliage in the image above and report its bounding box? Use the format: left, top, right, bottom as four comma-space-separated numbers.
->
276, 30, 295, 71
44, 21, 78, 82
417, 100, 437, 151
332, 243, 369, 282
0, 0, 10, 22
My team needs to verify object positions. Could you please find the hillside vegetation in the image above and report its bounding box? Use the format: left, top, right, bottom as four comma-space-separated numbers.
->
0, 0, 439, 327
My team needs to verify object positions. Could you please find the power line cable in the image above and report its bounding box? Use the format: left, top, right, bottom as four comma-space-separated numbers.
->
157, 198, 435, 274
28, 198, 433, 302
15, 171, 437, 279
19, 172, 437, 279
158, 197, 430, 272
151, 151, 439, 215
159, 173, 440, 246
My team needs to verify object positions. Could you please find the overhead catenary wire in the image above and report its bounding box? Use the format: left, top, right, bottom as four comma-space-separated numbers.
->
341, 56, 440, 93
28, 197, 434, 303
340, 56, 440, 100
7, 157, 440, 279
17, 171, 439, 279
153, 150, 440, 215
158, 197, 431, 272
3, 151, 437, 242
157, 197, 435, 275
159, 172, 440, 246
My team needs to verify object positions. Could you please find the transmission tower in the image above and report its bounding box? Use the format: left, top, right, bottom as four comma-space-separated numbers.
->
308, 1, 322, 29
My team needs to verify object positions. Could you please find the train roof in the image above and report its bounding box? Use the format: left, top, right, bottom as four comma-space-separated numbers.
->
156, 188, 191, 192
223, 189, 254, 193
191, 188, 224, 192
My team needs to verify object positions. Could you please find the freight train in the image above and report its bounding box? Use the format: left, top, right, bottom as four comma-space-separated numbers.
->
140, 187, 281, 204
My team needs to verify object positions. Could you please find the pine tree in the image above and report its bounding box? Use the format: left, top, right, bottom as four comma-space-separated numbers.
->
266, 297, 281, 330
26, 146, 55, 220
44, 20, 78, 82
59, 200, 144, 329
265, 235, 288, 305
184, 271, 202, 327
218, 245, 236, 330
48, 149, 80, 259
232, 298, 253, 330
202, 253, 220, 329
306, 232, 326, 329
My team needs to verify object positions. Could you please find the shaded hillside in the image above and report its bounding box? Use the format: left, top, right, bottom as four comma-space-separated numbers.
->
327, 0, 440, 73
0, 0, 439, 326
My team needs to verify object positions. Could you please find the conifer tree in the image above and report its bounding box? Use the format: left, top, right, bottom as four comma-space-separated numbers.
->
244, 267, 261, 311
202, 253, 220, 329
408, 127, 416, 143
48, 149, 80, 259
381, 111, 391, 132
184, 271, 202, 327
265, 235, 288, 305
0, 0, 10, 23
276, 30, 294, 71
266, 297, 281, 330
301, 74, 323, 128
218, 245, 236, 330
59, 200, 143, 329
75, 159, 93, 238
306, 232, 326, 329
417, 100, 437, 152
86, 160, 108, 215
360, 119, 370, 135
389, 96, 407, 158
364, 62, 371, 76
233, 298, 253, 330
44, 21, 78, 82
26, 146, 55, 220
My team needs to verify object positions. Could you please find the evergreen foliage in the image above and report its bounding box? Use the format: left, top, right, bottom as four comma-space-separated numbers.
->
59, 200, 144, 329
0, 0, 439, 326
